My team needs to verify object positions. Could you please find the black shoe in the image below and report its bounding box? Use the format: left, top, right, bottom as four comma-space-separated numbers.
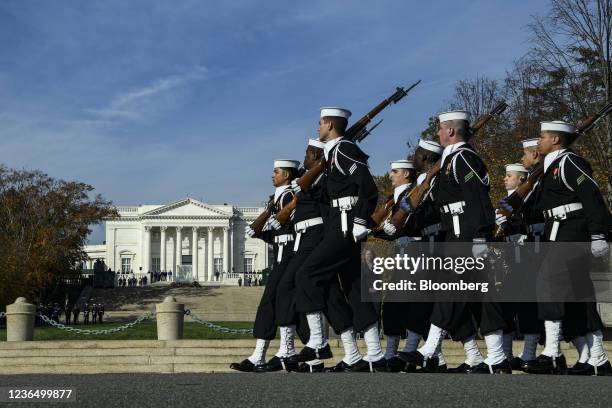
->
343, 359, 370, 372
509, 356, 527, 371
415, 364, 448, 373
397, 350, 438, 368
296, 362, 325, 373
230, 359, 256, 372
566, 362, 594, 376
292, 344, 333, 363
447, 363, 475, 374
324, 360, 351, 373
568, 361, 612, 376
365, 358, 389, 372
387, 356, 411, 372
467, 360, 513, 374
253, 356, 298, 372
523, 354, 567, 374
594, 361, 612, 376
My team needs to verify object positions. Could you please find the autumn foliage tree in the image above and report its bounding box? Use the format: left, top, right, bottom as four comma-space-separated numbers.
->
0, 165, 117, 308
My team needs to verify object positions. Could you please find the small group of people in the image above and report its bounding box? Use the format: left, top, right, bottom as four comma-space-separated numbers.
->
36, 301, 105, 325
238, 275, 262, 287
151, 271, 171, 283
117, 274, 147, 287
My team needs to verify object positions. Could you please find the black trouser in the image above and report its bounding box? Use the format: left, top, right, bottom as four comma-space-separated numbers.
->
253, 242, 294, 340
277, 224, 353, 337
429, 232, 507, 340
296, 212, 379, 332
536, 239, 603, 341
383, 302, 433, 337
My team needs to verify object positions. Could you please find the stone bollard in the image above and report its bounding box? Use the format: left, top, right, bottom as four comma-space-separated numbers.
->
6, 297, 36, 341
156, 296, 184, 340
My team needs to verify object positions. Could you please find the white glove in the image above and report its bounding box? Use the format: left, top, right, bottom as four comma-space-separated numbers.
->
494, 211, 507, 226
352, 223, 369, 242
245, 226, 255, 238
265, 216, 281, 231
291, 179, 301, 194
472, 238, 489, 258
382, 220, 397, 236
591, 235, 609, 258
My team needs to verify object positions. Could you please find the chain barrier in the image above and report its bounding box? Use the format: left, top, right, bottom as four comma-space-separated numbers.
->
184, 309, 253, 334
38, 312, 155, 336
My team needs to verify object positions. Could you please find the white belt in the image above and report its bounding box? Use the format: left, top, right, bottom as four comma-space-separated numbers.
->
293, 217, 324, 252
331, 196, 359, 237
274, 234, 294, 263
440, 201, 465, 238
543, 203, 583, 241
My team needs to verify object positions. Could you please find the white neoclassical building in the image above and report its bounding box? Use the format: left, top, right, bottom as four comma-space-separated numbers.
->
83, 197, 271, 285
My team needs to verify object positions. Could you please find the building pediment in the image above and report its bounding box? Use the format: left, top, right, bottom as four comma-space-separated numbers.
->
141, 198, 231, 219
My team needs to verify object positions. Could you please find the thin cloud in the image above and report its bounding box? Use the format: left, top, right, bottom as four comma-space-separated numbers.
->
88, 66, 208, 121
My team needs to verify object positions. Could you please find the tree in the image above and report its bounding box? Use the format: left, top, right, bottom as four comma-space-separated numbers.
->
0, 165, 117, 307
527, 0, 612, 203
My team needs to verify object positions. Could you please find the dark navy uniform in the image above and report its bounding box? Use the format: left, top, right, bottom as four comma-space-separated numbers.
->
374, 185, 415, 339
430, 142, 507, 340
276, 173, 353, 338
252, 187, 296, 340
534, 148, 609, 341
296, 138, 379, 332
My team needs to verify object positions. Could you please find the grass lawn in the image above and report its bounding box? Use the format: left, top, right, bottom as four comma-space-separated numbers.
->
0, 321, 258, 341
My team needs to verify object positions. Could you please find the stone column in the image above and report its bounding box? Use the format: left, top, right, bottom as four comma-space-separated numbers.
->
175, 227, 182, 280
160, 226, 167, 273
207, 227, 214, 281
155, 296, 184, 340
230, 221, 234, 277
223, 226, 229, 279
192, 227, 199, 282
143, 226, 151, 274
6, 297, 36, 341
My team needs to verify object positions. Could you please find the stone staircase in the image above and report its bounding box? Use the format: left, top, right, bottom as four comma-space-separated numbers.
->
2, 339, 611, 374
88, 286, 264, 322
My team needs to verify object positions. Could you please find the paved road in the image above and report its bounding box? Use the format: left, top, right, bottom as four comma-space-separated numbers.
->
1, 373, 611, 407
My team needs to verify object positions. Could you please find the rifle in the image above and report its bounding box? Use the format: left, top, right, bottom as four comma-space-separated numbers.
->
370, 194, 395, 229
274, 81, 421, 226
494, 100, 612, 237
391, 101, 509, 230
249, 196, 275, 235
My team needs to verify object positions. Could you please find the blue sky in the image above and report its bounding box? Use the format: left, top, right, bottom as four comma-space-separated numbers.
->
0, 0, 549, 243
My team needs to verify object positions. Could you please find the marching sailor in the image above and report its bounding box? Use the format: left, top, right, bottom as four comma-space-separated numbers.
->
230, 159, 301, 372
399, 110, 511, 374
523, 121, 611, 375
293, 107, 385, 372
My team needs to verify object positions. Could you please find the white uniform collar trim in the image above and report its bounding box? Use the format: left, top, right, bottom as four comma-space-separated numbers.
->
506, 189, 516, 196
274, 185, 291, 203
393, 183, 412, 203
324, 137, 343, 161
543, 149, 567, 173
441, 141, 466, 167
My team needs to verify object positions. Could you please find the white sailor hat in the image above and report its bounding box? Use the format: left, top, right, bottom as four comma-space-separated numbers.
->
418, 139, 443, 154
521, 138, 539, 148
274, 159, 300, 169
308, 138, 325, 149
438, 110, 470, 123
540, 120, 575, 134
390, 160, 415, 170
320, 107, 352, 119
505, 163, 527, 173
